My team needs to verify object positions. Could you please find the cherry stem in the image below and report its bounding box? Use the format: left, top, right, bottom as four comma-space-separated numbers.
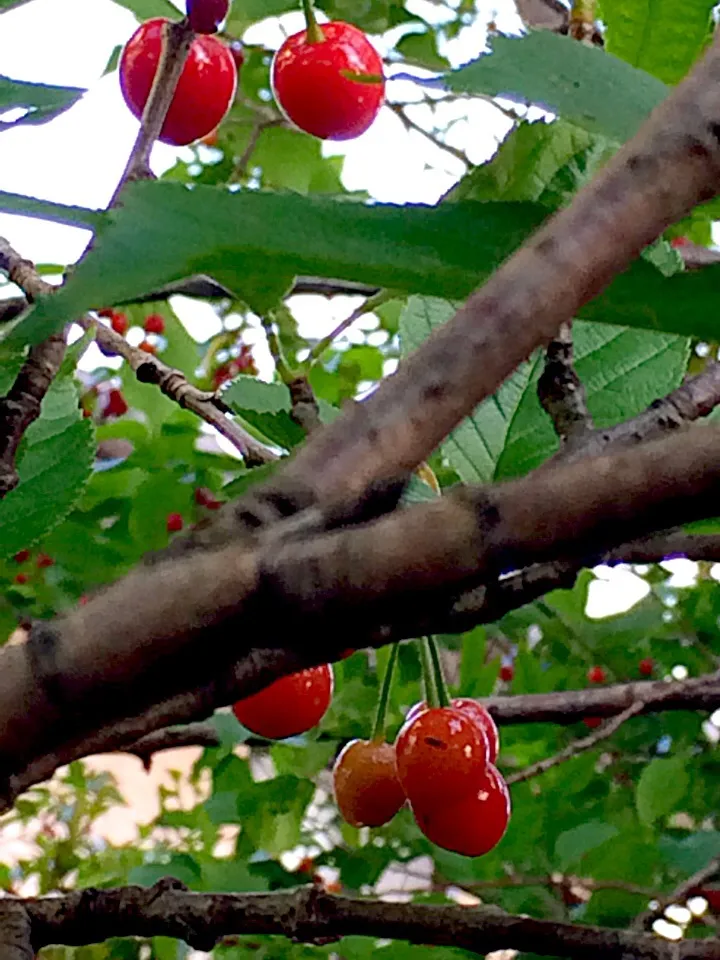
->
420, 637, 439, 709
425, 635, 450, 709
372, 643, 399, 742
301, 0, 325, 43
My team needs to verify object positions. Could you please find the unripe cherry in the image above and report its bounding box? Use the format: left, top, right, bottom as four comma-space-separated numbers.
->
333, 739, 406, 827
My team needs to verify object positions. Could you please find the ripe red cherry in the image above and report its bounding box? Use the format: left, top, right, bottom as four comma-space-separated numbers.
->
671, 236, 689, 248
105, 389, 128, 418
13, 549, 30, 564
333, 739, 406, 827
232, 664, 333, 739
138, 340, 157, 355
97, 307, 115, 319
110, 312, 129, 336
451, 698, 499, 765
187, 0, 229, 34
639, 658, 654, 677
413, 764, 511, 857
14, 573, 28, 585
583, 717, 603, 729
144, 314, 165, 335
119, 18, 237, 146
167, 512, 184, 533
405, 699, 499, 764
499, 663, 514, 682
271, 22, 385, 141
587, 665, 606, 684
395, 707, 489, 809
36, 553, 54, 568
194, 486, 222, 509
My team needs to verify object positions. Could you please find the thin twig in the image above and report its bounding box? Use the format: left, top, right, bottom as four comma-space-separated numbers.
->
288, 376, 322, 434
86, 317, 277, 465
308, 290, 390, 363
110, 19, 194, 201
387, 101, 470, 167
0, 240, 66, 497
633, 853, 720, 931
232, 119, 283, 181
505, 700, 644, 785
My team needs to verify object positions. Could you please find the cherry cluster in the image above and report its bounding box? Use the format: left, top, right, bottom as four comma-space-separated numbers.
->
117, 1, 384, 147
98, 307, 165, 358
335, 698, 510, 857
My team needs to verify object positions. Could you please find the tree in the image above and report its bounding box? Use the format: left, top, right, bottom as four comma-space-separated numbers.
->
0, 0, 720, 956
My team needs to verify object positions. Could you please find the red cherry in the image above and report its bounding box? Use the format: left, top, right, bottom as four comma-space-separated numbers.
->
232, 664, 333, 739
271, 22, 385, 141
97, 307, 115, 318
194, 486, 222, 509
36, 553, 54, 569
587, 665, 606, 684
138, 340, 157, 355
105, 388, 128, 418
395, 707, 489, 809
405, 699, 498, 764
79, 595, 89, 606
451, 698, 499, 765
119, 18, 237, 146
297, 857, 315, 875
110, 312, 129, 336
333, 739, 406, 827
167, 512, 184, 533
13, 550, 30, 564
671, 236, 689, 248
14, 573, 28, 585
187, 0, 229, 33
413, 764, 510, 857
639, 658, 654, 677
144, 313, 165, 335
499, 663, 514, 682
583, 717, 603, 729
338, 648, 355, 660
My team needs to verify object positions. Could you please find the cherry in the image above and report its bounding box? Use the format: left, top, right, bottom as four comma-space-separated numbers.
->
587, 665, 606, 684
194, 486, 222, 509
232, 664, 333, 740
199, 129, 219, 146
167, 512, 184, 533
187, 0, 229, 34
36, 553, 54, 568
499, 663, 514, 682
13, 550, 30, 564
138, 340, 157, 355
412, 764, 511, 857
639, 657, 654, 677
333, 738, 406, 827
451, 698, 499, 765
105, 389, 128, 418
14, 573, 28, 585
79, 595, 89, 606
671, 236, 689, 248
97, 307, 115, 318
395, 706, 489, 809
271, 21, 385, 141
110, 312, 129, 336
119, 18, 237, 146
583, 717, 603, 729
144, 313, 165, 335
297, 857, 315, 875
403, 699, 499, 764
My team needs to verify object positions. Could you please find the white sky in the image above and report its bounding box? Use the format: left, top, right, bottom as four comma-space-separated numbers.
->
0, 0, 697, 618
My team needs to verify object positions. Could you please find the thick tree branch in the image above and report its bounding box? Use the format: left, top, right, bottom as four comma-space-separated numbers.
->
0, 901, 32, 960
3, 427, 720, 806
0, 240, 66, 498
19, 881, 720, 959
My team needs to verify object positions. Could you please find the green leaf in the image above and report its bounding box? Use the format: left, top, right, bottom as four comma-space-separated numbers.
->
400, 296, 688, 482
600, 0, 715, 85
0, 75, 85, 129
447, 31, 667, 144
235, 775, 314, 856
0, 190, 102, 229
659, 831, 720, 875
10, 181, 720, 349
223, 375, 337, 449
0, 378, 95, 559
224, 0, 297, 31
554, 821, 619, 869
636, 755, 690, 825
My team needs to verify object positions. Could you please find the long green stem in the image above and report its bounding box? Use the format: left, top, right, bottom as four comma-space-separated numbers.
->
301, 0, 324, 43
420, 637, 439, 709
372, 643, 399, 742
425, 635, 450, 708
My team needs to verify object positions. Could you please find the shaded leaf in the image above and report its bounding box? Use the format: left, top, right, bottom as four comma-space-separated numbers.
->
0, 75, 85, 130
636, 755, 689, 825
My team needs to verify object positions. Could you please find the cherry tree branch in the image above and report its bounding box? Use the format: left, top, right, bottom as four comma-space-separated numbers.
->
0, 239, 66, 497
19, 880, 720, 959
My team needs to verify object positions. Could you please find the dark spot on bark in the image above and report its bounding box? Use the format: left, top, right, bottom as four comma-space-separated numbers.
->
687, 137, 712, 160
534, 236, 557, 259
136, 362, 161, 384
474, 494, 501, 533
421, 381, 444, 403
708, 123, 720, 147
